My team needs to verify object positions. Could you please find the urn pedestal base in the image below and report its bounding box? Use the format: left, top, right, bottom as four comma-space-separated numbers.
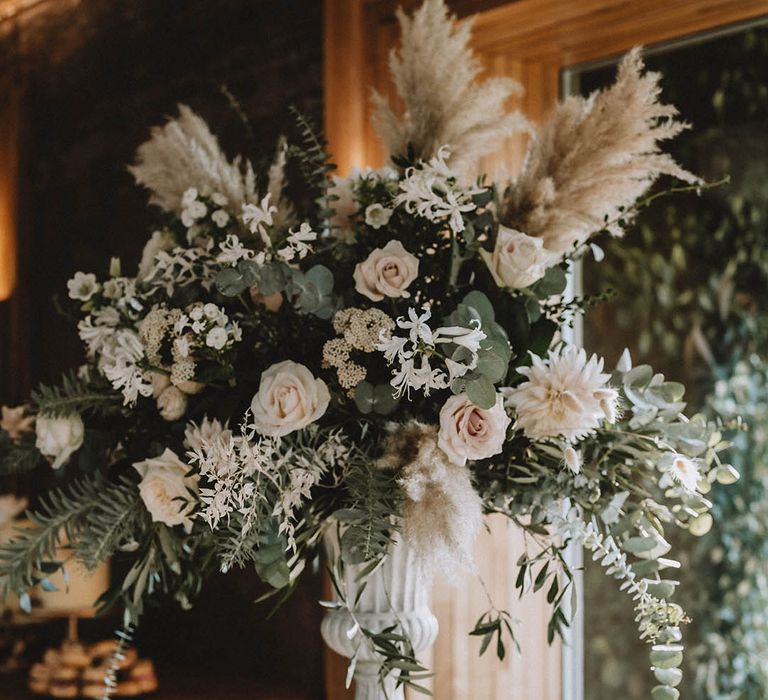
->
321, 536, 438, 700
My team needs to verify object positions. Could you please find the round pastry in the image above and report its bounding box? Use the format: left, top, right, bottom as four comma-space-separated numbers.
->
28, 662, 50, 682
50, 665, 79, 682
43, 648, 61, 667
130, 659, 158, 693
27, 678, 49, 696
82, 664, 111, 683
114, 679, 143, 697
48, 682, 79, 698
60, 641, 91, 669
89, 639, 119, 660
82, 683, 110, 699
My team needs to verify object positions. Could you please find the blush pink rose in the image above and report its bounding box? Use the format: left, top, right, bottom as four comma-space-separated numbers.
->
438, 393, 511, 467
251, 360, 330, 437
353, 240, 419, 302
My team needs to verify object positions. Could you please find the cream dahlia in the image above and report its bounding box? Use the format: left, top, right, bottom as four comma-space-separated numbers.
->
507, 345, 619, 442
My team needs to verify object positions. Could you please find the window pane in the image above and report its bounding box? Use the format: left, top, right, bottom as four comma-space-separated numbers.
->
569, 22, 768, 700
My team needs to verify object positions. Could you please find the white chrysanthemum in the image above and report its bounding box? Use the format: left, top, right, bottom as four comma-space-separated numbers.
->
507, 346, 619, 442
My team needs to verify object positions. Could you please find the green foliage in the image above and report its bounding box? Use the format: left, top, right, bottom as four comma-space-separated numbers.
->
0, 476, 141, 601
287, 264, 337, 319
287, 105, 337, 230
353, 381, 400, 415
444, 291, 512, 408
470, 609, 519, 659
335, 458, 402, 566
30, 369, 121, 418
0, 431, 44, 476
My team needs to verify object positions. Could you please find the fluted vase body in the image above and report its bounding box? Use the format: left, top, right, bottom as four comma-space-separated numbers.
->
321, 534, 438, 700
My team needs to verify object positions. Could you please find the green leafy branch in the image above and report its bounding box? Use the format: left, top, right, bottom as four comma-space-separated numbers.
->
0, 476, 143, 607
30, 369, 121, 417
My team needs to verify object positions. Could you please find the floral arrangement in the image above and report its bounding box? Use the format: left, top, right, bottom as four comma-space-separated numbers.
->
0, 1, 736, 697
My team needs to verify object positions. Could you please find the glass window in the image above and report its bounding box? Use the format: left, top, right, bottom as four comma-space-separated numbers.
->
566, 21, 768, 700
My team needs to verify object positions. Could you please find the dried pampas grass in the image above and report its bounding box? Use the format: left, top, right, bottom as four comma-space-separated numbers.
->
373, 0, 529, 176
379, 422, 482, 577
266, 136, 294, 229
129, 104, 258, 214
501, 48, 701, 255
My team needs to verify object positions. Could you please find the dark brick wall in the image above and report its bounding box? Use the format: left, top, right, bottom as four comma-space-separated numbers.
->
1, 0, 323, 394
0, 1, 324, 695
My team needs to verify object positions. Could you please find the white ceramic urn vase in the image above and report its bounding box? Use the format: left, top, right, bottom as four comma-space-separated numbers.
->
321, 533, 439, 700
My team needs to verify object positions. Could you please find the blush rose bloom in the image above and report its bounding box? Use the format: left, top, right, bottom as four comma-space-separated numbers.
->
133, 449, 199, 532
157, 386, 188, 421
35, 414, 85, 469
480, 226, 555, 289
353, 240, 419, 302
438, 393, 511, 467
251, 360, 330, 437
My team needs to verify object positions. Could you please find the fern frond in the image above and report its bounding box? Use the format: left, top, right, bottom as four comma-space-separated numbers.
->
74, 477, 146, 570
30, 369, 121, 418
0, 432, 44, 476
336, 456, 402, 565
288, 106, 337, 229
0, 476, 142, 599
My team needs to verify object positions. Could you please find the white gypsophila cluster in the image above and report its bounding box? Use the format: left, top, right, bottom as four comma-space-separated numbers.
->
377, 305, 486, 398
394, 146, 486, 234
326, 166, 399, 240
506, 345, 620, 442
180, 187, 231, 232
175, 302, 242, 353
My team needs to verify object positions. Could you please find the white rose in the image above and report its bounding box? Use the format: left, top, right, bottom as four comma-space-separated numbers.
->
133, 448, 199, 532
35, 414, 85, 469
67, 272, 99, 302
137, 230, 176, 281
480, 226, 555, 289
365, 203, 392, 230
438, 393, 510, 467
157, 386, 188, 421
353, 240, 419, 302
251, 360, 330, 437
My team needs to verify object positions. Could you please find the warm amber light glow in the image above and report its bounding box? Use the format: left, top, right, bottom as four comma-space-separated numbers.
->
0, 87, 18, 302
0, 222, 16, 303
